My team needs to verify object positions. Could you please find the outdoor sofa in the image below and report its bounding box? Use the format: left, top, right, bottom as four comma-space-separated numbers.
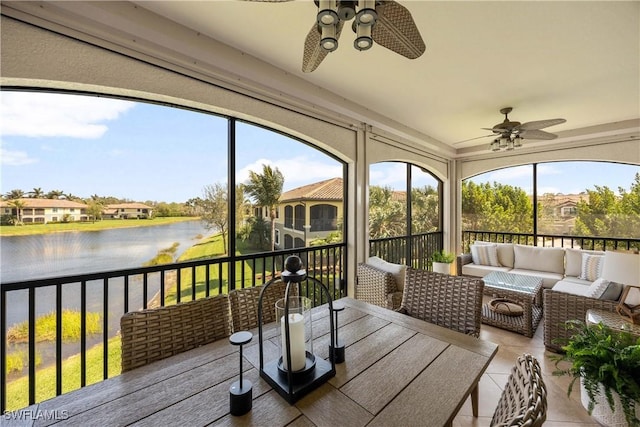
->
457, 242, 637, 351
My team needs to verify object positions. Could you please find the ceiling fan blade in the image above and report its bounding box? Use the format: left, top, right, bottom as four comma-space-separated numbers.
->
519, 118, 566, 131
302, 21, 344, 73
371, 1, 425, 59
519, 129, 558, 140
453, 134, 497, 145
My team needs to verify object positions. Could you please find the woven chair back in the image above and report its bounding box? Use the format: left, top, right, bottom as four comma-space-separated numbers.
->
401, 268, 484, 337
491, 354, 548, 427
229, 280, 288, 332
120, 294, 232, 372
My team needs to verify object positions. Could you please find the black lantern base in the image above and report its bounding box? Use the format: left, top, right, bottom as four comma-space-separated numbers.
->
261, 352, 335, 404
229, 379, 252, 416
330, 343, 345, 364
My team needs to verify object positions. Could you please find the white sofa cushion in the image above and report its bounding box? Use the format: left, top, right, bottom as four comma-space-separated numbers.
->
470, 244, 500, 266
461, 263, 511, 277
475, 241, 515, 268
553, 279, 592, 297
578, 253, 605, 281
565, 248, 604, 277
368, 256, 407, 291
513, 245, 565, 275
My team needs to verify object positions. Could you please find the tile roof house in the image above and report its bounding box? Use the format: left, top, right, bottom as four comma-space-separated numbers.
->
272, 177, 344, 249
0, 198, 89, 224
103, 203, 154, 219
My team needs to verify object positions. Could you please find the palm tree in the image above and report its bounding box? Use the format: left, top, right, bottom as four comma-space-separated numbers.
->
8, 199, 26, 225
47, 190, 64, 199
29, 187, 44, 198
5, 189, 25, 200
244, 164, 284, 252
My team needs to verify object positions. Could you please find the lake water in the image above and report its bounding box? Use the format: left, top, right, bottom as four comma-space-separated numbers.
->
1, 220, 211, 328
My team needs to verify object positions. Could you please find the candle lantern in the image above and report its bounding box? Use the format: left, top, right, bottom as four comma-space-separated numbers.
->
257, 255, 336, 404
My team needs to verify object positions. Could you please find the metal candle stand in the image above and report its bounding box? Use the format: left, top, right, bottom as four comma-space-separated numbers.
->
257, 256, 338, 404
229, 331, 253, 416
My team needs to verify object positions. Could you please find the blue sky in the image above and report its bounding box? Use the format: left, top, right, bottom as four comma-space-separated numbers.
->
1, 91, 638, 202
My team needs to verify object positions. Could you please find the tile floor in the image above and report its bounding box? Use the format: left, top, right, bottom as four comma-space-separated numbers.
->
452, 317, 600, 426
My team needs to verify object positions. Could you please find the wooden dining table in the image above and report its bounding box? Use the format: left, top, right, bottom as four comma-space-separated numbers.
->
12, 297, 498, 427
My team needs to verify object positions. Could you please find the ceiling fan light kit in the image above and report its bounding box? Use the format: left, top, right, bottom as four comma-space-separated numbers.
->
486, 107, 566, 152
298, 0, 425, 72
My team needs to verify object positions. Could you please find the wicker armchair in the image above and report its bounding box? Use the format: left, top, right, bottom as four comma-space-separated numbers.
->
398, 268, 484, 338
490, 353, 547, 427
356, 262, 403, 310
229, 280, 287, 332
120, 294, 232, 372
543, 288, 619, 352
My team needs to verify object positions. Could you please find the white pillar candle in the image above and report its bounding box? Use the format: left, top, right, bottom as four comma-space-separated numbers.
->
281, 313, 306, 371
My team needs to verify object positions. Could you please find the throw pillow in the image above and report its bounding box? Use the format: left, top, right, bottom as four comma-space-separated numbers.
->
579, 253, 605, 281
586, 278, 610, 299
367, 256, 407, 291
470, 244, 500, 266
599, 281, 624, 301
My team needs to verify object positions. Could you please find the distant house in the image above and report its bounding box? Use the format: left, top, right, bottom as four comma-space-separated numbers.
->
0, 198, 89, 223
271, 177, 343, 249
103, 203, 154, 219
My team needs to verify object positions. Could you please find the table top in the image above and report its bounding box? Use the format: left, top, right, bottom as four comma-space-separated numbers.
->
482, 271, 543, 295
586, 308, 640, 336
15, 298, 498, 427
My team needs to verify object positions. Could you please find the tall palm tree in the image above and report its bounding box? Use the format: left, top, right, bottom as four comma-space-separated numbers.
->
8, 199, 26, 225
29, 187, 44, 198
244, 165, 284, 252
5, 189, 25, 200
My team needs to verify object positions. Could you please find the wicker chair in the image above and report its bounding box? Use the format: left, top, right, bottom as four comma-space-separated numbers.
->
398, 268, 484, 338
229, 280, 288, 332
356, 262, 403, 310
120, 294, 232, 372
491, 354, 548, 427
543, 288, 619, 352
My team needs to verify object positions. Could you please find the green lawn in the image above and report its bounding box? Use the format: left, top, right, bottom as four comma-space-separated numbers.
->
161, 234, 279, 305
6, 336, 122, 411
0, 217, 199, 236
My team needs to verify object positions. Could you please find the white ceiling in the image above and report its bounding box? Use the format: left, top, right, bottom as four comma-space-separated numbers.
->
5, 1, 640, 155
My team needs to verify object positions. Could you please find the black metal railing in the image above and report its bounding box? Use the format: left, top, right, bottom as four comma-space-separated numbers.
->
461, 230, 640, 253
369, 231, 443, 269
0, 243, 346, 412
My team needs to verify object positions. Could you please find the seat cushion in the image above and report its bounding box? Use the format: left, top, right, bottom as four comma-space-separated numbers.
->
552, 280, 592, 297
461, 264, 511, 277
368, 256, 407, 291
513, 245, 565, 275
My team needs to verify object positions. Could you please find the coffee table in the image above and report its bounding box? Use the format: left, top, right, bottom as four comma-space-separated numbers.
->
481, 271, 544, 337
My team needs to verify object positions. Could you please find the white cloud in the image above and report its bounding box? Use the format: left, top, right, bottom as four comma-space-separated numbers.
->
537, 164, 562, 176
0, 92, 135, 139
487, 165, 532, 181
0, 147, 38, 166
237, 157, 342, 190
369, 163, 407, 188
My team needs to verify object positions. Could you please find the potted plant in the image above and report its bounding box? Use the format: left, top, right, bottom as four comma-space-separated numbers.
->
430, 250, 455, 275
552, 320, 640, 427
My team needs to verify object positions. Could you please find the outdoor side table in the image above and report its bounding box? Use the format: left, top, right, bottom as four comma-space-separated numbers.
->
585, 308, 640, 337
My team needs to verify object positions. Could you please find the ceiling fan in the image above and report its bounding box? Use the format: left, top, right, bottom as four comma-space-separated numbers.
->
459, 107, 567, 151
250, 0, 425, 72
